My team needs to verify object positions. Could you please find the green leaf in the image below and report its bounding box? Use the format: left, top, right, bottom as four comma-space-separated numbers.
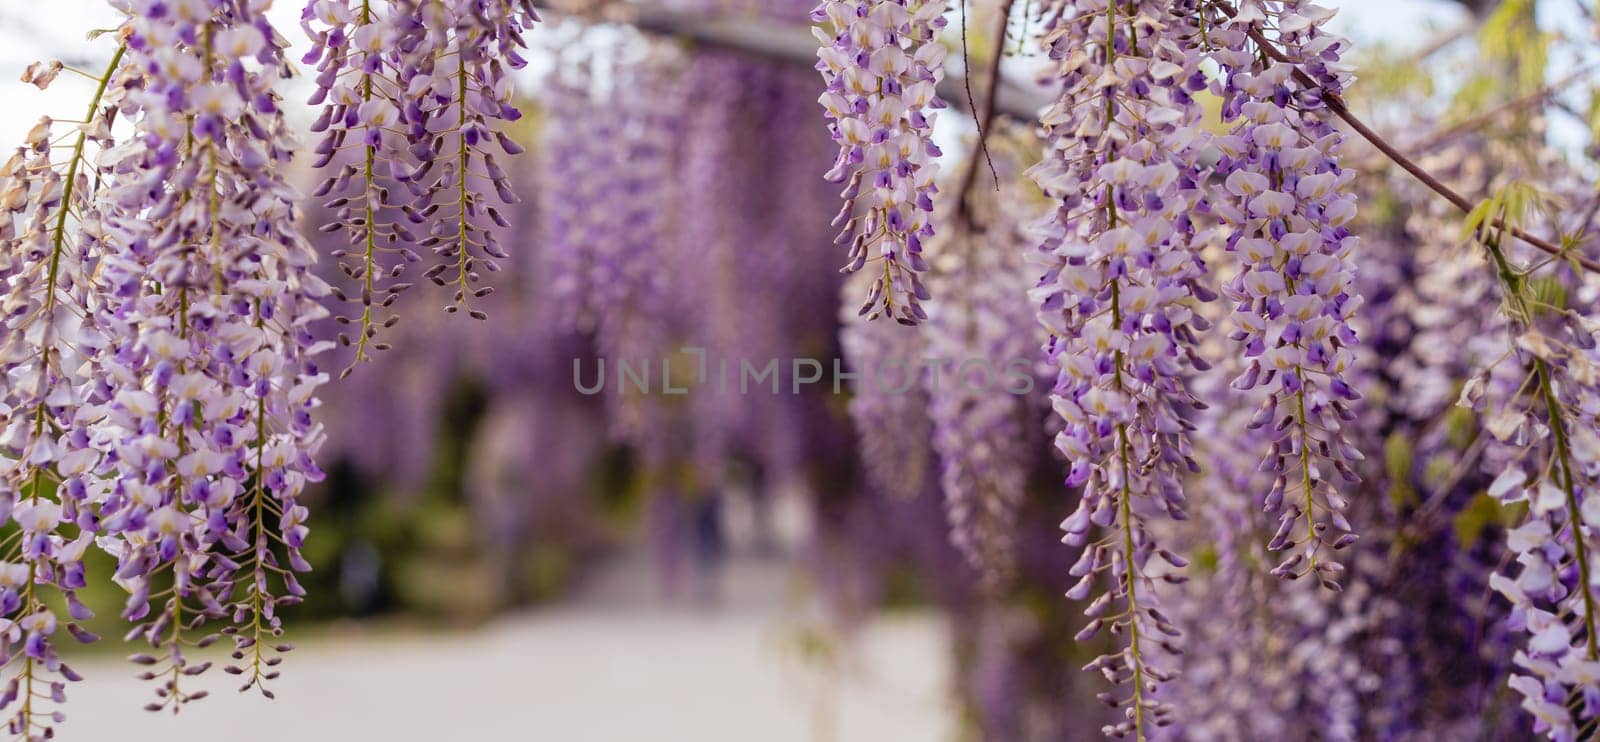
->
1454, 493, 1504, 546
1385, 433, 1417, 507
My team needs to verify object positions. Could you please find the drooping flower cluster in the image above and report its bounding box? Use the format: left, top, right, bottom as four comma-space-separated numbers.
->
1344, 187, 1521, 737
535, 26, 693, 445
598, 49, 683, 315
1207, 0, 1364, 587
1028, 0, 1214, 733
1165, 336, 1379, 740
839, 288, 935, 501
301, 0, 423, 372
538, 25, 684, 336
537, 37, 605, 330
672, 52, 831, 483
813, 0, 947, 324
0, 43, 131, 740
3, 0, 539, 732
1479, 353, 1600, 739
304, 0, 538, 345
13, 0, 1600, 739
1468, 232, 1600, 738
93, 0, 332, 709
408, 0, 539, 318
673, 51, 772, 475
924, 254, 1037, 582
924, 154, 1043, 585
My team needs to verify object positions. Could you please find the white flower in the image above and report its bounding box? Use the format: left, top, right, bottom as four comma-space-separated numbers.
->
0, 563, 31, 589
1528, 609, 1573, 655
12, 501, 60, 533
1488, 467, 1528, 500
55, 447, 98, 478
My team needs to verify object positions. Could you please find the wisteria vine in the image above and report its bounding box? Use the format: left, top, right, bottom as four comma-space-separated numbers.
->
1207, 0, 1363, 587
0, 0, 538, 735
814, 0, 947, 324
2, 0, 1600, 739
306, 0, 539, 370
1029, 0, 1216, 733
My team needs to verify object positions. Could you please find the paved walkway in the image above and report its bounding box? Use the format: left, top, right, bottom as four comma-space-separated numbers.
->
60, 557, 955, 741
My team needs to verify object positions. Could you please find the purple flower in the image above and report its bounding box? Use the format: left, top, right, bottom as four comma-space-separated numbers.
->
814, 0, 946, 324
1207, 0, 1364, 588
97, 0, 331, 709
1027, 0, 1214, 732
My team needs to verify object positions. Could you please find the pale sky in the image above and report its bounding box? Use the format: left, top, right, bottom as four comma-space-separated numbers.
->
0, 0, 1550, 171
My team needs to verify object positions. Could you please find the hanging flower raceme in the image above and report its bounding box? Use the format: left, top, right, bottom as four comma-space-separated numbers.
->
599, 46, 683, 318
301, 0, 421, 374
1478, 321, 1600, 740
839, 290, 935, 501
669, 52, 839, 483
536, 28, 698, 446
398, 0, 539, 319
1347, 195, 1521, 736
813, 0, 947, 324
1207, 0, 1364, 590
0, 43, 130, 740
537, 27, 684, 334
662, 50, 747, 463
1465, 204, 1600, 738
924, 242, 1037, 584
1169, 348, 1376, 739
95, 0, 330, 709
1027, 0, 1213, 734
924, 167, 1043, 585
536, 34, 605, 330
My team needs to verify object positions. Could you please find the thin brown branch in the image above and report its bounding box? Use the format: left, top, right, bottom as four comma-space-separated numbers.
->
959, 0, 981, 137
955, 0, 1016, 231
1212, 0, 1600, 273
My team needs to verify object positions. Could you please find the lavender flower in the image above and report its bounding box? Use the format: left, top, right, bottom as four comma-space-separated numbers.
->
670, 52, 842, 485
839, 295, 934, 501
1207, 0, 1364, 587
403, 0, 539, 318
924, 154, 1044, 585
0, 43, 127, 739
1028, 0, 1214, 733
301, 0, 422, 373
97, 0, 330, 707
813, 0, 947, 324
1347, 193, 1520, 736
1467, 206, 1600, 738
537, 25, 684, 335
1166, 358, 1370, 741
536, 34, 607, 330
